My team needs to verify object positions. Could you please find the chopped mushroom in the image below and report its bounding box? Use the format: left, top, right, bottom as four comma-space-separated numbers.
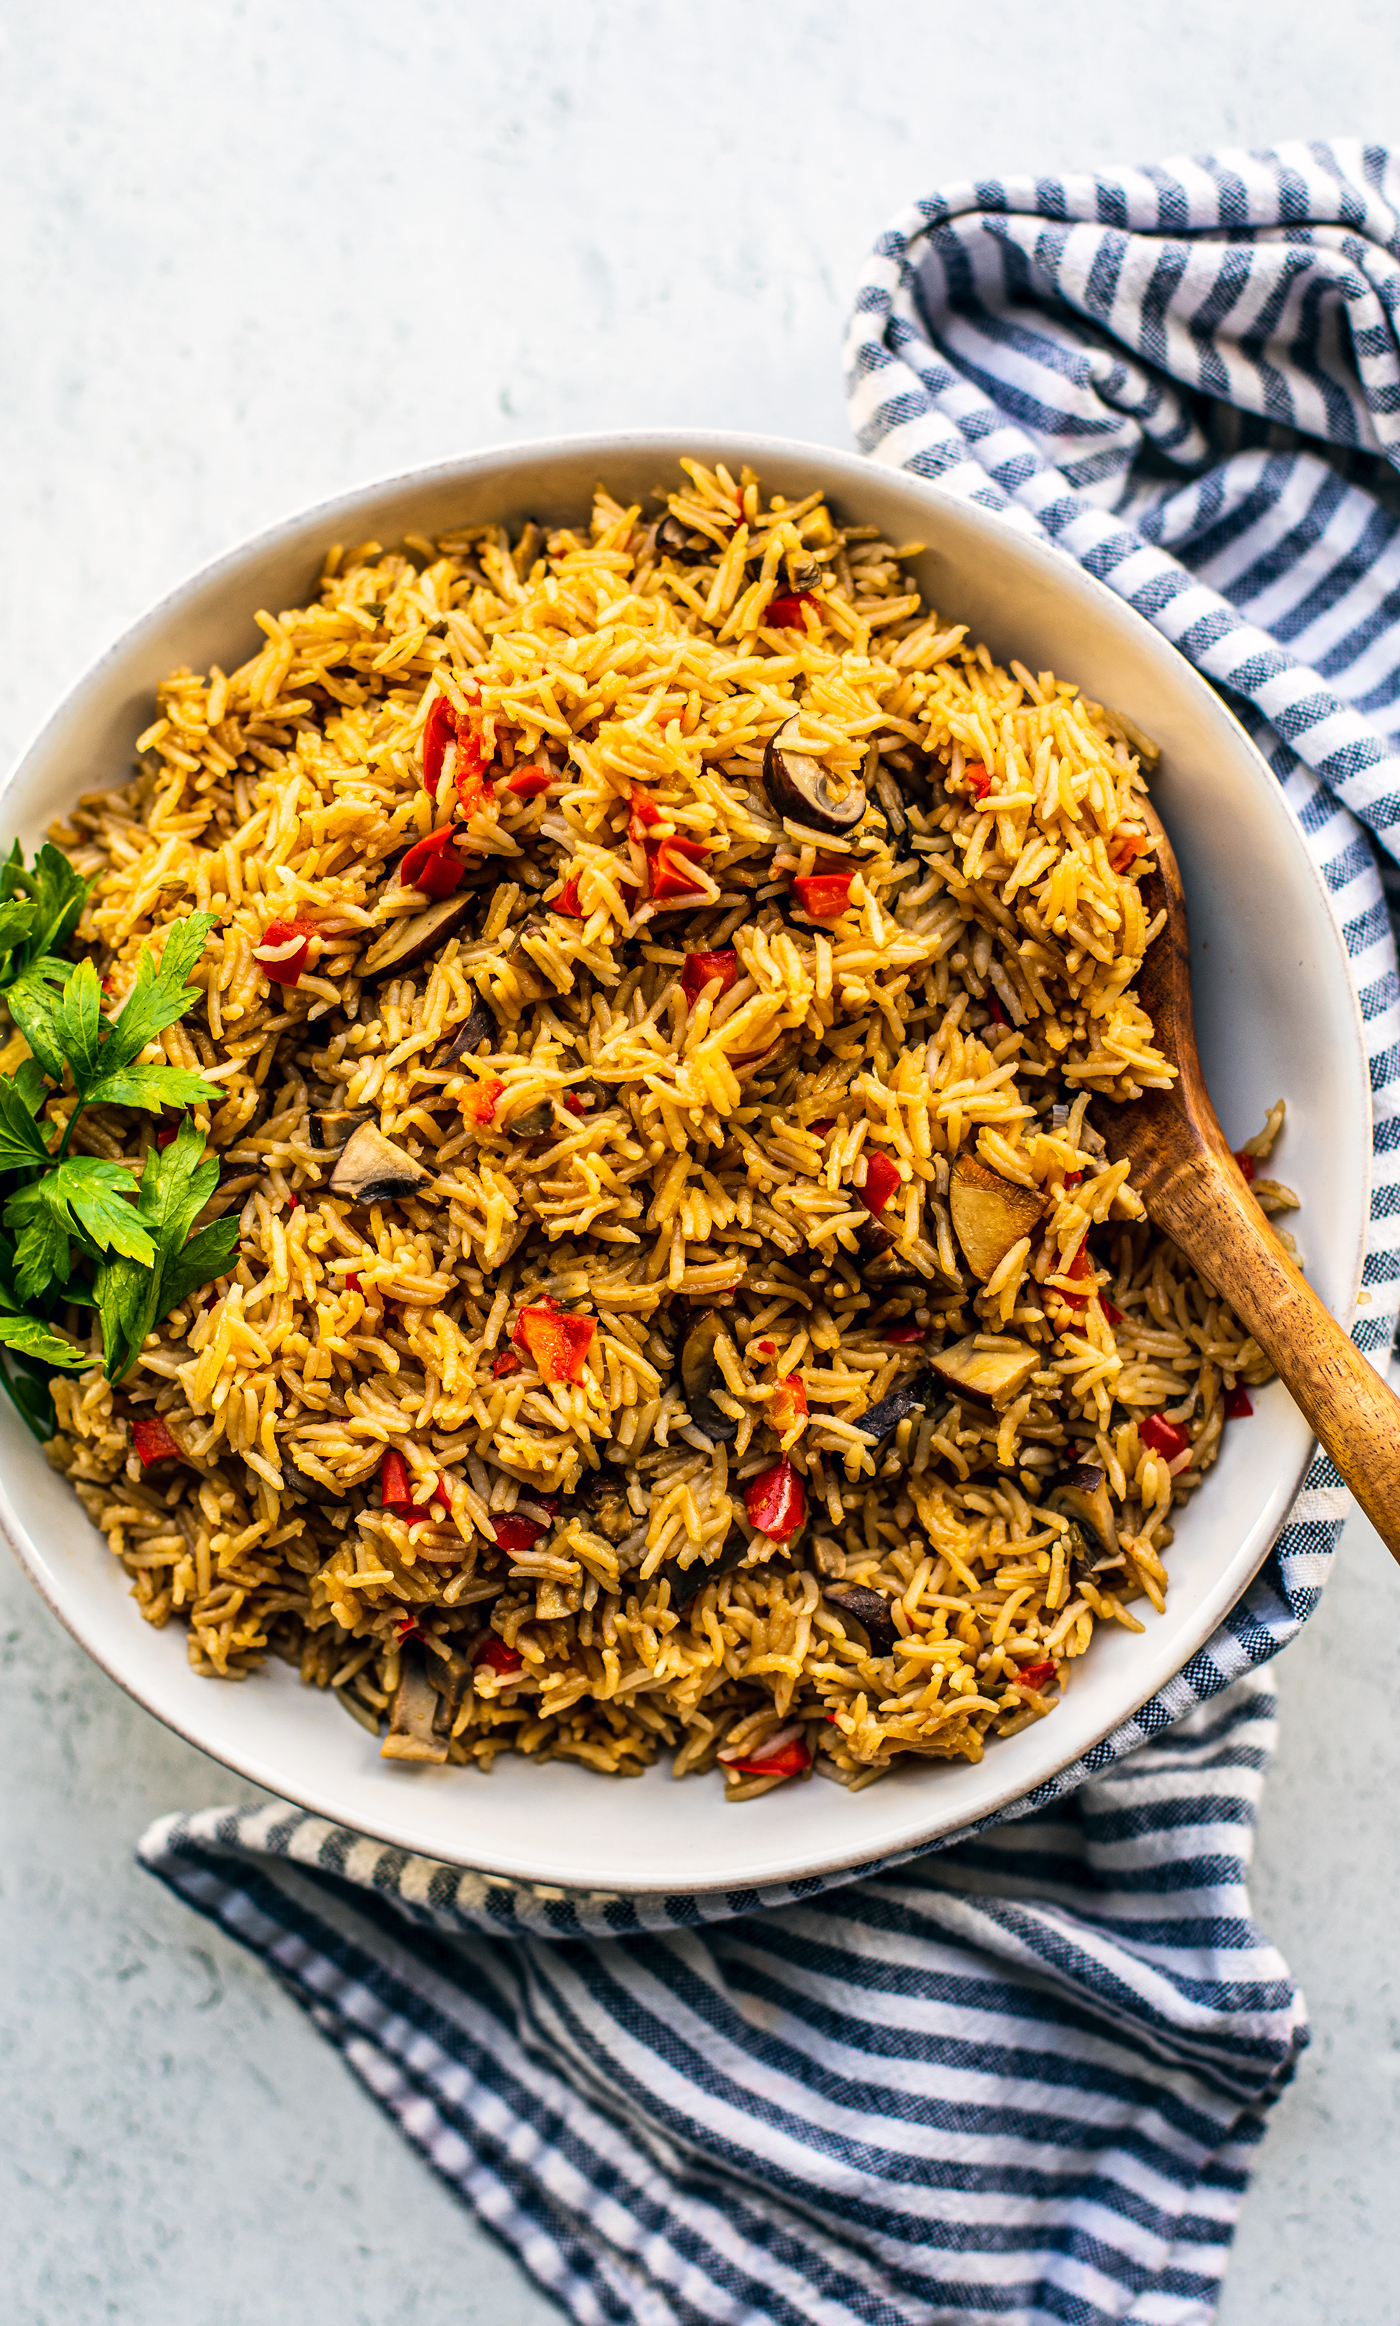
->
329, 1122, 428, 1203
439, 992, 497, 1064
855, 1372, 934, 1444
656, 512, 712, 563
360, 892, 477, 982
822, 1583, 898, 1656
762, 717, 867, 836
1045, 1460, 1120, 1564
381, 1654, 448, 1762
308, 1107, 372, 1153
659, 1525, 750, 1609
679, 1308, 740, 1443
280, 1452, 346, 1505
948, 1154, 1045, 1282
928, 1334, 1038, 1410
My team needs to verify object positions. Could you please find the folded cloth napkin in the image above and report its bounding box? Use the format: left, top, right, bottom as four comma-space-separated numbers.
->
142, 141, 1400, 2326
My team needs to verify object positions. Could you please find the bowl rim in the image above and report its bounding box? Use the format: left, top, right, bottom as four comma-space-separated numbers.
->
0, 428, 1368, 1892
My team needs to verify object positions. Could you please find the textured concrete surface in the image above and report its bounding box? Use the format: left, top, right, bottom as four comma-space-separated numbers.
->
3, 1, 1400, 2316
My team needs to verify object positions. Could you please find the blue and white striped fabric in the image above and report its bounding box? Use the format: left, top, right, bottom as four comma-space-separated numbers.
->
141, 142, 1400, 2325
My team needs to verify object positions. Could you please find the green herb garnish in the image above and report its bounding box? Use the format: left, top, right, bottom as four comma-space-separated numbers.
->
0, 847, 241, 1436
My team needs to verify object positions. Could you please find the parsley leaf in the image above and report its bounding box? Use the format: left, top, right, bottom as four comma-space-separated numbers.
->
102, 914, 218, 1070
0, 1079, 54, 1170
93, 1120, 236, 1382
0, 841, 92, 987
5, 1159, 154, 1295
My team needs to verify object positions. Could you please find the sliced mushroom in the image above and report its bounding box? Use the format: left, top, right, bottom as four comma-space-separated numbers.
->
949, 1154, 1045, 1283
308, 1108, 373, 1153
438, 992, 497, 1065
1045, 1459, 1119, 1562
855, 1372, 934, 1445
928, 1334, 1038, 1410
659, 1525, 750, 1610
656, 512, 712, 563
679, 1309, 740, 1444
422, 1641, 474, 1730
280, 1453, 346, 1505
329, 1122, 428, 1204
381, 1653, 449, 1763
506, 1099, 554, 1138
503, 916, 552, 1006
360, 893, 477, 982
822, 1583, 898, 1656
856, 1218, 895, 1262
762, 717, 867, 837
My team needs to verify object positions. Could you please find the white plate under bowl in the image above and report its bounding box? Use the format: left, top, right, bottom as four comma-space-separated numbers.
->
0, 433, 1369, 1895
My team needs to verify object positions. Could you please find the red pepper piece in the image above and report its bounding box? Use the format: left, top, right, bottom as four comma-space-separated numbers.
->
883, 1323, 926, 1344
769, 1373, 808, 1436
401, 826, 470, 900
1140, 1412, 1189, 1462
506, 765, 553, 798
627, 786, 663, 841
345, 1272, 362, 1294
730, 1739, 810, 1778
512, 1304, 596, 1384
155, 1122, 178, 1150
491, 1349, 521, 1378
681, 948, 739, 1005
422, 696, 458, 797
392, 1613, 421, 1643
466, 1077, 506, 1127
473, 1635, 523, 1675
491, 1512, 549, 1554
986, 992, 1007, 1026
811, 1118, 836, 1135
555, 873, 585, 917
132, 1414, 183, 1468
379, 1448, 417, 1516
453, 723, 495, 818
431, 1473, 455, 1518
1109, 828, 1149, 875
1102, 1300, 1122, 1326
646, 835, 711, 903
563, 1093, 585, 1116
1233, 1149, 1256, 1183
1018, 1660, 1055, 1690
253, 916, 316, 987
965, 762, 992, 802
1225, 1385, 1254, 1419
765, 591, 815, 628
860, 1151, 901, 1215
793, 871, 854, 921
744, 1457, 806, 1541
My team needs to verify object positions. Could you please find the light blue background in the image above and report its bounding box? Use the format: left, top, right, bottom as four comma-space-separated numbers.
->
2, 4, 1398, 2316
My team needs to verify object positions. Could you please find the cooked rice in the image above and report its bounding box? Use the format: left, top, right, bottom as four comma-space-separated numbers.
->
38, 458, 1298, 1795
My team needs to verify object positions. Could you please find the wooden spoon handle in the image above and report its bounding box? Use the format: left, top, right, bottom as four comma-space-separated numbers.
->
1149, 1156, 1400, 1559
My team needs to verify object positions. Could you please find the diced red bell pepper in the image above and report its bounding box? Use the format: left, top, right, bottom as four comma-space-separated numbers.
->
769, 1373, 808, 1436
422, 695, 458, 797
345, 1271, 362, 1294
627, 786, 663, 841
646, 835, 711, 904
793, 871, 854, 921
253, 916, 317, 987
1102, 1300, 1122, 1326
744, 1457, 806, 1541
986, 992, 1007, 1026
511, 1303, 596, 1384
491, 1349, 521, 1378
379, 1448, 417, 1516
401, 826, 470, 900
506, 765, 553, 799
132, 1414, 183, 1468
765, 591, 815, 628
1233, 1149, 1256, 1183
860, 1151, 901, 1216
965, 762, 992, 803
884, 1323, 926, 1344
555, 872, 585, 917
431, 1472, 455, 1518
1018, 1660, 1055, 1690
1225, 1385, 1254, 1419
681, 948, 739, 1005
751, 1337, 776, 1360
391, 1612, 421, 1643
563, 1093, 585, 1115
491, 1511, 549, 1554
1140, 1412, 1189, 1462
454, 726, 495, 819
155, 1122, 179, 1150
466, 1077, 506, 1127
473, 1635, 523, 1675
1109, 828, 1149, 875
729, 1738, 811, 1778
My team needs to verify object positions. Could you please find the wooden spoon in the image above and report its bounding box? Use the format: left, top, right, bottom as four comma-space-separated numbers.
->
1093, 797, 1400, 1561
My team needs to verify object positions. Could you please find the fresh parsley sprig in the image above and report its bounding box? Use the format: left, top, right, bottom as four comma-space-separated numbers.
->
0, 849, 242, 1434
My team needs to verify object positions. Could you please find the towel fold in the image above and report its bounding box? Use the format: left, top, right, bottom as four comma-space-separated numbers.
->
143, 140, 1400, 2325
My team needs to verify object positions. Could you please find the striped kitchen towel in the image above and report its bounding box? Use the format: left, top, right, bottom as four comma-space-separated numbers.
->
141, 141, 1400, 2326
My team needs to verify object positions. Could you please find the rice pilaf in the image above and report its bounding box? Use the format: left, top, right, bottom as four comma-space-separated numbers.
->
39, 460, 1298, 1797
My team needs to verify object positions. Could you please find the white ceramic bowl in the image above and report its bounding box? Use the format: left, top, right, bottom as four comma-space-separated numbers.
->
0, 432, 1368, 1894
